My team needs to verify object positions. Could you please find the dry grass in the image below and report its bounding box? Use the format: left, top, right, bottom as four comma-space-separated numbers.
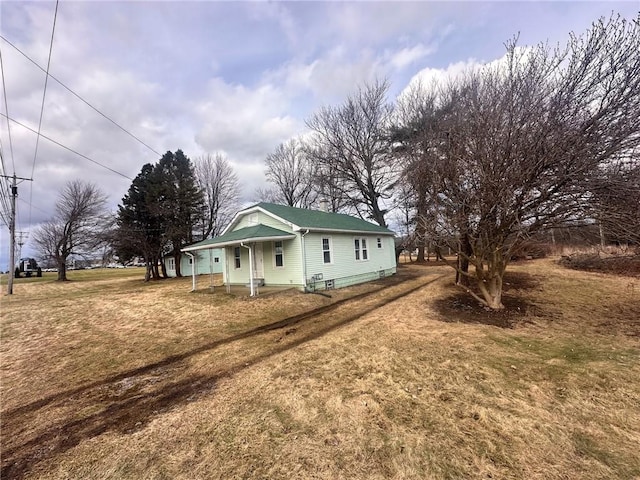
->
1, 261, 639, 479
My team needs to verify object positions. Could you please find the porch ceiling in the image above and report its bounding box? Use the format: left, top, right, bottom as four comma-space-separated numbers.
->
182, 224, 296, 252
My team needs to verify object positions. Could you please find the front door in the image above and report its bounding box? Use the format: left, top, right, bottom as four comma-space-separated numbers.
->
253, 243, 264, 279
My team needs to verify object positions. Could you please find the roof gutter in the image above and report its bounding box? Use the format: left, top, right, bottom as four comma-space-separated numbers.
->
293, 227, 395, 236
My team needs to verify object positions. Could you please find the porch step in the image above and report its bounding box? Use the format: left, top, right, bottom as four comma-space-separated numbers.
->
245, 278, 265, 287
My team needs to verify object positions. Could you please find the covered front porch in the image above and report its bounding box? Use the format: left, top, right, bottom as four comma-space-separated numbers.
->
182, 224, 297, 296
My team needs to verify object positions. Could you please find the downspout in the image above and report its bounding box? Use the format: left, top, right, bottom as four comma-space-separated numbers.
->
301, 229, 310, 291
209, 249, 214, 289
185, 252, 196, 292
241, 242, 255, 297
225, 246, 231, 294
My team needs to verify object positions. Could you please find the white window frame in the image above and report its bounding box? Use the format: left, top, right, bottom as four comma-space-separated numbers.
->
247, 213, 259, 226
234, 247, 241, 269
377, 237, 383, 249
322, 237, 333, 264
354, 237, 369, 261
273, 240, 284, 268
168, 258, 176, 270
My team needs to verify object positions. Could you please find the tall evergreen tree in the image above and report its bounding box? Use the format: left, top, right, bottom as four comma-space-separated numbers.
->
117, 163, 164, 281
115, 150, 202, 280
155, 150, 203, 277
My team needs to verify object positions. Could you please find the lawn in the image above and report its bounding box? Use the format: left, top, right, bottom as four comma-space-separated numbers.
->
1, 260, 639, 479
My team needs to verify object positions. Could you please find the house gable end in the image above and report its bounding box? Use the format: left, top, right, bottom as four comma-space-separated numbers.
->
225, 206, 297, 234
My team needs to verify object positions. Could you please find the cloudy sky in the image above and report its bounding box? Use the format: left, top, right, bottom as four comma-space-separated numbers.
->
0, 1, 637, 269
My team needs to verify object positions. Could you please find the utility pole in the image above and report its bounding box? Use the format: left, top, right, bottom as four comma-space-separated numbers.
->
16, 231, 28, 258
3, 173, 32, 295
8, 174, 17, 294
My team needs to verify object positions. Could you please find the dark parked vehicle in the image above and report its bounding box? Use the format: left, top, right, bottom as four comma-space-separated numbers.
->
15, 258, 42, 278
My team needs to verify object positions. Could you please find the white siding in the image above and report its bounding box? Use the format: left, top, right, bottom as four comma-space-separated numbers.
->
233, 211, 294, 232
261, 237, 303, 286
303, 232, 396, 289
164, 249, 224, 277
225, 237, 303, 286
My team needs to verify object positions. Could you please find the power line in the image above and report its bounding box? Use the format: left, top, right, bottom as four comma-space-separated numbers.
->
0, 112, 133, 180
0, 45, 16, 174
28, 0, 59, 236
31, 0, 59, 180
18, 196, 50, 216
0, 142, 12, 225
0, 34, 162, 158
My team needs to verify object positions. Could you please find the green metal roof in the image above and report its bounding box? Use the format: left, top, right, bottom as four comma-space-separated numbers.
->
252, 202, 394, 234
182, 224, 295, 252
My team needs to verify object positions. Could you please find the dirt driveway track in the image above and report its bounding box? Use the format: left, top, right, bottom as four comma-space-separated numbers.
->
1, 267, 446, 479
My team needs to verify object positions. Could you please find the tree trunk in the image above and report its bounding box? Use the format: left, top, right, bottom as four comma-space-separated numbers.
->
57, 260, 67, 281
149, 255, 160, 280
161, 259, 168, 278
415, 209, 427, 263
456, 235, 472, 287
477, 273, 504, 310
173, 251, 182, 277
395, 246, 403, 263
152, 259, 160, 279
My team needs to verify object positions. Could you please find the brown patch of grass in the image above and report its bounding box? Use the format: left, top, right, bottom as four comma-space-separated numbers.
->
2, 261, 640, 479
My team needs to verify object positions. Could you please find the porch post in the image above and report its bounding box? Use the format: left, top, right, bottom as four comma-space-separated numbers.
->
241, 242, 254, 296
225, 246, 231, 294
185, 252, 196, 292
209, 249, 214, 289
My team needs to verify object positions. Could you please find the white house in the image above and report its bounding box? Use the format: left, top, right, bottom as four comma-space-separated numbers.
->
181, 202, 397, 295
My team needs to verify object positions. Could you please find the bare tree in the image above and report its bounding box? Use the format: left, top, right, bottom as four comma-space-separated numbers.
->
591, 157, 640, 247
400, 15, 640, 309
392, 83, 442, 263
306, 80, 398, 226
253, 186, 283, 204
264, 138, 317, 208
308, 144, 354, 213
32, 180, 107, 281
193, 153, 240, 239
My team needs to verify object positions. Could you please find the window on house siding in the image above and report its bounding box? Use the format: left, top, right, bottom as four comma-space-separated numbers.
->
377, 237, 383, 249
234, 247, 241, 269
354, 237, 368, 261
214, 257, 220, 263
248, 213, 258, 226
274, 240, 284, 267
322, 237, 332, 264
168, 258, 175, 270
188, 257, 193, 265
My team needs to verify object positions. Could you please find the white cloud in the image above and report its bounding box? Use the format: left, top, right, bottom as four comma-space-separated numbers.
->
387, 44, 436, 70
193, 78, 303, 193
402, 60, 477, 95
